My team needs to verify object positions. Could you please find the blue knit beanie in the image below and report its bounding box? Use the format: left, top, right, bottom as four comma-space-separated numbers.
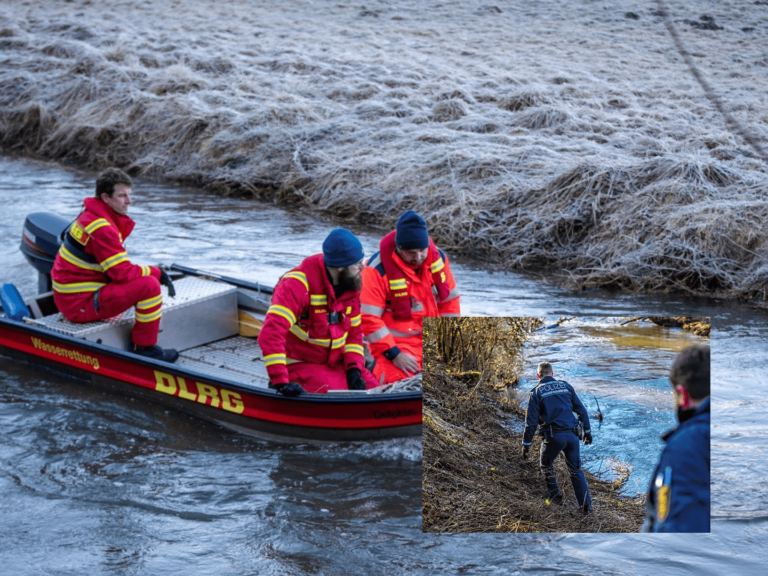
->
322, 228, 364, 267
395, 210, 429, 250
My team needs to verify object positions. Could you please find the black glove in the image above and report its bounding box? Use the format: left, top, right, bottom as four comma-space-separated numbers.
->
273, 382, 304, 397
584, 431, 593, 445
521, 445, 530, 459
346, 368, 366, 391
159, 269, 176, 298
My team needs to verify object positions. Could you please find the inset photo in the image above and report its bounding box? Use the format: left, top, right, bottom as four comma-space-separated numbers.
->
422, 316, 710, 533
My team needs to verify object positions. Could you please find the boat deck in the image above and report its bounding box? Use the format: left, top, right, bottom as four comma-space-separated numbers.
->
177, 335, 271, 390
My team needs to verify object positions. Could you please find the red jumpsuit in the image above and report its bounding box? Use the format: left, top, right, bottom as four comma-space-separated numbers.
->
360, 232, 460, 384
257, 254, 379, 393
51, 197, 163, 347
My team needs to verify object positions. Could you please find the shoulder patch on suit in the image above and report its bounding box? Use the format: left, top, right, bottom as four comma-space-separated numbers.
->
655, 466, 673, 523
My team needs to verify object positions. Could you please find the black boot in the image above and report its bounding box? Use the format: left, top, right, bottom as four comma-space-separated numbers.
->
133, 344, 179, 363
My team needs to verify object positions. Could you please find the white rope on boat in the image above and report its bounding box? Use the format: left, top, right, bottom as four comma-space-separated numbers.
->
368, 373, 422, 394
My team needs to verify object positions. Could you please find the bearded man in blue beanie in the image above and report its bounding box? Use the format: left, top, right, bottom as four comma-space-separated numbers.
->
258, 228, 380, 395
360, 210, 461, 384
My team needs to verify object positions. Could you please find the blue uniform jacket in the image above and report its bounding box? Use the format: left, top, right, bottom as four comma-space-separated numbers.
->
522, 376, 591, 446
643, 397, 710, 533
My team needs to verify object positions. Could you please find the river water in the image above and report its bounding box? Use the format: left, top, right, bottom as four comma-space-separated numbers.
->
0, 155, 765, 574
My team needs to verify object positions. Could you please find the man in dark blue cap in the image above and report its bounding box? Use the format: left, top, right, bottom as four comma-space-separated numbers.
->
522, 362, 593, 512
642, 344, 710, 532
360, 210, 460, 384
258, 228, 379, 395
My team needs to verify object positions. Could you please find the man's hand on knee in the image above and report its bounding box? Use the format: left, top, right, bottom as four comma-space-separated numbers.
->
392, 351, 420, 376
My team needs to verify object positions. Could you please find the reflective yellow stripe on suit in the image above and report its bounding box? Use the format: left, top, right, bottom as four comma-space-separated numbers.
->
310, 294, 328, 305
267, 305, 297, 325
52, 280, 107, 294
350, 314, 362, 327
430, 258, 445, 273
264, 353, 287, 366
289, 324, 331, 347
84, 219, 110, 234
282, 271, 309, 291
100, 251, 129, 271
136, 295, 162, 310
135, 309, 162, 323
58, 246, 104, 272
331, 333, 348, 349
344, 343, 364, 356
389, 279, 407, 291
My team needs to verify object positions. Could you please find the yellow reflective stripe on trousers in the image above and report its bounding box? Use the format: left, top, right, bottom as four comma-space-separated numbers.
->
84, 218, 110, 234
430, 258, 445, 273
58, 246, 103, 272
100, 251, 129, 271
137, 295, 162, 310
52, 280, 106, 294
350, 314, 361, 327
282, 271, 309, 291
264, 353, 287, 366
344, 343, 364, 356
267, 305, 297, 325
135, 309, 162, 323
289, 324, 331, 346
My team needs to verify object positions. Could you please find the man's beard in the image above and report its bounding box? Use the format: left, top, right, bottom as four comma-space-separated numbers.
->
336, 267, 362, 293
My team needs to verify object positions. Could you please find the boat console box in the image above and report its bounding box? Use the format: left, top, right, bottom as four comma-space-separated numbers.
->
26, 277, 239, 352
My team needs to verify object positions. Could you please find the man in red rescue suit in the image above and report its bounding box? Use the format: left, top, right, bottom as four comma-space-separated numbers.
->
257, 228, 380, 396
360, 210, 460, 384
51, 168, 179, 363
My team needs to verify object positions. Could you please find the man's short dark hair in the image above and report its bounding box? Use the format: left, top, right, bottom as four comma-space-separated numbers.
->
95, 168, 132, 198
670, 344, 710, 400
537, 361, 553, 376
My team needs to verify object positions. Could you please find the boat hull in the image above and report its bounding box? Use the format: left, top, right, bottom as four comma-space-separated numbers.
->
0, 318, 422, 441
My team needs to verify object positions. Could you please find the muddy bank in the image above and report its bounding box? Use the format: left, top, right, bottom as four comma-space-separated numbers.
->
624, 316, 711, 336
422, 322, 645, 533
2, 0, 768, 302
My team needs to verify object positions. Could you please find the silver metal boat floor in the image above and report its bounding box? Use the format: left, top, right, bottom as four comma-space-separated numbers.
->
177, 335, 271, 390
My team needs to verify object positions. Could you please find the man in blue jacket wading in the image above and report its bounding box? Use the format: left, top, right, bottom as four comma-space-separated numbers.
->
522, 362, 593, 513
643, 344, 710, 533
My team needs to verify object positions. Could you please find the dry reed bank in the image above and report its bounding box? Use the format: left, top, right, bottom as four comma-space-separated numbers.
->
422, 318, 645, 533
2, 0, 768, 300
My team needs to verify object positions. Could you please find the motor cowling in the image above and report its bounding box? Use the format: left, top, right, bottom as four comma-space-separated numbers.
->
20, 212, 69, 293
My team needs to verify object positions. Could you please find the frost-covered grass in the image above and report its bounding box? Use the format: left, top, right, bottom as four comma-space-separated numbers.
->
1, 0, 768, 300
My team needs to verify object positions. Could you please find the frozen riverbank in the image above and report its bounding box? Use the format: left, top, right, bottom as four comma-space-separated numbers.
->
2, 0, 768, 302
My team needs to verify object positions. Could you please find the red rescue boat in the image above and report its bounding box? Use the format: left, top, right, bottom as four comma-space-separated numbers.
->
0, 213, 421, 441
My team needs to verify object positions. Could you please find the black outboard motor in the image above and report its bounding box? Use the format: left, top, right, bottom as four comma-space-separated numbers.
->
20, 212, 69, 294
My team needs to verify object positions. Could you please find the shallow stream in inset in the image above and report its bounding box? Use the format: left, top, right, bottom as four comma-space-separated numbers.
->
511, 318, 705, 497
1, 155, 766, 574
